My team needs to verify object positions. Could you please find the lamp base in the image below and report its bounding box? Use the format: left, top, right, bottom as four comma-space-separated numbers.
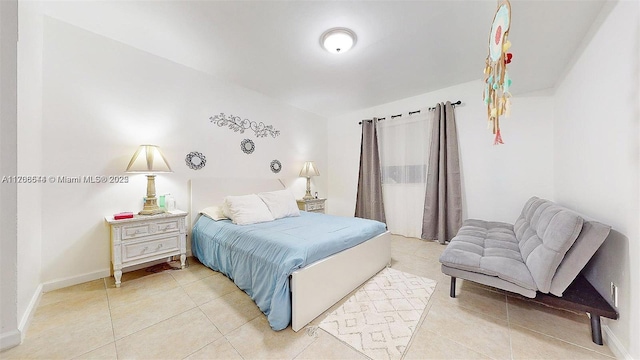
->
139, 174, 166, 215
139, 200, 165, 215
302, 176, 314, 200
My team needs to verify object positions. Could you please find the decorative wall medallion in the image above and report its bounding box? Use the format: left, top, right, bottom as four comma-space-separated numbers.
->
241, 139, 255, 154
185, 151, 206, 170
209, 113, 280, 138
270, 160, 282, 173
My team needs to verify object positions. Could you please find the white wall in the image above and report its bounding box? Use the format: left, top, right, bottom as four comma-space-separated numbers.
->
16, 0, 43, 338
328, 79, 555, 224
0, 0, 20, 351
37, 17, 327, 286
553, 1, 639, 358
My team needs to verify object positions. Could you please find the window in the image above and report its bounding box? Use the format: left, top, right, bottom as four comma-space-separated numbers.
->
382, 165, 427, 184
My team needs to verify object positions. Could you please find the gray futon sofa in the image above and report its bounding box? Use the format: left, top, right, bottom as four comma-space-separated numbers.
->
439, 196, 616, 344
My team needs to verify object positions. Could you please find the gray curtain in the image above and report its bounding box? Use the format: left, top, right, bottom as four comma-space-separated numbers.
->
355, 118, 386, 223
422, 102, 462, 244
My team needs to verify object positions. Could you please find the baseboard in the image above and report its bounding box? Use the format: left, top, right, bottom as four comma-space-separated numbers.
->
42, 269, 111, 292
603, 324, 633, 360
42, 255, 194, 292
0, 329, 21, 352
18, 283, 42, 341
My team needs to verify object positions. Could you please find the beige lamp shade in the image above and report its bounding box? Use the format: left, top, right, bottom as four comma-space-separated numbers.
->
126, 145, 172, 173
299, 161, 320, 178
300, 161, 319, 200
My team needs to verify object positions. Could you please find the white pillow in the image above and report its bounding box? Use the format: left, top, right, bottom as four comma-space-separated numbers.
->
223, 194, 275, 225
199, 206, 228, 221
258, 189, 300, 219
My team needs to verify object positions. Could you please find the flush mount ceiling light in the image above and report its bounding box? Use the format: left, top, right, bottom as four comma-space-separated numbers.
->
320, 28, 357, 54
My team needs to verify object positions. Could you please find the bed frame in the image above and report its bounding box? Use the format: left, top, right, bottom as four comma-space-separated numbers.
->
189, 178, 391, 332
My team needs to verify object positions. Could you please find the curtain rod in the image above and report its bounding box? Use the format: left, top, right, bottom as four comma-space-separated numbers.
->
358, 111, 419, 125
428, 100, 462, 111
359, 110, 419, 124
358, 100, 462, 125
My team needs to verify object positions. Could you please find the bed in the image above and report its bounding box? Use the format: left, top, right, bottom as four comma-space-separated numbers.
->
189, 178, 391, 332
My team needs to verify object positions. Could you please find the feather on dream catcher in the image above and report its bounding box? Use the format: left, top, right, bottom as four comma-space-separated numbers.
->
483, 0, 513, 145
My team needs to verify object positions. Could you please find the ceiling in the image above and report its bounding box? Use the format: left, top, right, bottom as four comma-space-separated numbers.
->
41, 0, 608, 118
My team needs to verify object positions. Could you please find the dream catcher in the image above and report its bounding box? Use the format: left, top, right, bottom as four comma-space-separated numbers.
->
483, 0, 513, 145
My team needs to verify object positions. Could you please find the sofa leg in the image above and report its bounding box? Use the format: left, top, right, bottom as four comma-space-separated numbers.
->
590, 314, 603, 345
450, 277, 456, 298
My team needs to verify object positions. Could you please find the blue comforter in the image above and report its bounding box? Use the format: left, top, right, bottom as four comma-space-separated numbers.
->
191, 211, 386, 330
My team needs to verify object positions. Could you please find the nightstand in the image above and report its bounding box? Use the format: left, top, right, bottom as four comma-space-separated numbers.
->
297, 198, 326, 214
105, 210, 188, 287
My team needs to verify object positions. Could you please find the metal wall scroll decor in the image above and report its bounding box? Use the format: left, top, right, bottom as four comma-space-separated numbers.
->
209, 113, 280, 138
270, 160, 282, 173
185, 151, 206, 170
241, 139, 255, 154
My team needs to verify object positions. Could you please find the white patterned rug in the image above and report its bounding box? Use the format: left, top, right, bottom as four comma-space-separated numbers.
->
318, 268, 437, 360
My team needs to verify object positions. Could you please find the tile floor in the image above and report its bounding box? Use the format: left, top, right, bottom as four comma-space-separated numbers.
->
1, 235, 615, 360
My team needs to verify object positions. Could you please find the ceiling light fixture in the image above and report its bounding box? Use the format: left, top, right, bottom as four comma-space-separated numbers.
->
320, 27, 357, 54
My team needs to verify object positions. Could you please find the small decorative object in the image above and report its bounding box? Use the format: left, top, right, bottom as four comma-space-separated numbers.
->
185, 151, 206, 170
209, 113, 280, 138
165, 194, 176, 211
483, 0, 513, 145
126, 145, 172, 215
241, 139, 255, 154
299, 161, 320, 200
114, 212, 134, 220
270, 159, 282, 173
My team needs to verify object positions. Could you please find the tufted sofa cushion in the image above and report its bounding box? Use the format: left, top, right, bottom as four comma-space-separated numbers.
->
513, 197, 584, 293
438, 219, 537, 291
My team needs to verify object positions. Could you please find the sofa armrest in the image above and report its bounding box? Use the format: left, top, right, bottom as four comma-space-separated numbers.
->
549, 221, 611, 296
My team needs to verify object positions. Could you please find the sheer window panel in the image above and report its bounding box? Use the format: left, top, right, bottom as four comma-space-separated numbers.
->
377, 111, 432, 238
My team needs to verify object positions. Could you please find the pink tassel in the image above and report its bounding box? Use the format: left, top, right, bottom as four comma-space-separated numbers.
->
494, 130, 504, 145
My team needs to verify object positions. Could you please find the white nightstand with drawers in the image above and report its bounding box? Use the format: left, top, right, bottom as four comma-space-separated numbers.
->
296, 198, 326, 214
105, 210, 187, 287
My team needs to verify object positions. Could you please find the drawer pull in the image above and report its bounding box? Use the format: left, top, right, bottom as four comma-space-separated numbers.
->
141, 246, 148, 254
157, 244, 163, 249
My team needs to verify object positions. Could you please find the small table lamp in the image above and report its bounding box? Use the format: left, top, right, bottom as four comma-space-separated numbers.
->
299, 161, 320, 200
126, 145, 172, 215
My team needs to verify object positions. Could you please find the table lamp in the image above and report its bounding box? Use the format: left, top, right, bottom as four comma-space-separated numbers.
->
299, 161, 320, 200
126, 145, 172, 215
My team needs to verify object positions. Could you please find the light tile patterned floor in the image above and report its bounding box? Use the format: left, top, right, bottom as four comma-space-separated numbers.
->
1, 235, 615, 360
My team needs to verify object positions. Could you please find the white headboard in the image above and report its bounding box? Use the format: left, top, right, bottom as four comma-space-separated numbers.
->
189, 178, 286, 226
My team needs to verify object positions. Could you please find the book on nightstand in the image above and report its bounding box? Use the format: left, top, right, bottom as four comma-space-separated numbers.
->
114, 212, 134, 220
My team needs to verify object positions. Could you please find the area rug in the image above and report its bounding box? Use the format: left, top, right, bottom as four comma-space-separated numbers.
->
318, 267, 437, 360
